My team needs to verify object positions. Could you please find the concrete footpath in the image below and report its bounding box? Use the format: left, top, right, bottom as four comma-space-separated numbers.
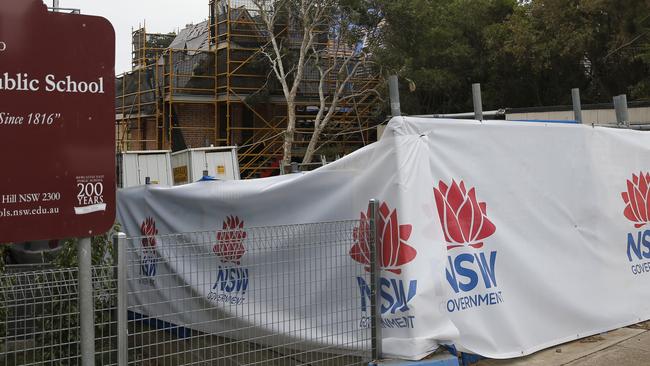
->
476, 322, 650, 366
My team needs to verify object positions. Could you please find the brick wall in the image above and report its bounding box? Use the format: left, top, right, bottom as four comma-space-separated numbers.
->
174, 104, 217, 148
143, 118, 157, 150
120, 117, 158, 151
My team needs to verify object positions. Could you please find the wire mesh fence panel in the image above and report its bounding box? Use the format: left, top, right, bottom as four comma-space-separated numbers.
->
0, 268, 80, 366
126, 220, 372, 366
94, 265, 119, 366
0, 266, 118, 366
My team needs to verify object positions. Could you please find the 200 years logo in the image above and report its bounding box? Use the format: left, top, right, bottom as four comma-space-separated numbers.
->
74, 176, 106, 215
209, 216, 249, 305
434, 180, 503, 312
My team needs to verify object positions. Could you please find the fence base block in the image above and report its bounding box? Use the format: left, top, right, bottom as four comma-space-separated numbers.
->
371, 353, 460, 366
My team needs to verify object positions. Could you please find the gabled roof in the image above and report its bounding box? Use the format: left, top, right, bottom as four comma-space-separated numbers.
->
168, 20, 210, 53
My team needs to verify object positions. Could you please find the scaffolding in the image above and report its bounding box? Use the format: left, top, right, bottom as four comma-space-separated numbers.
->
115, 0, 384, 178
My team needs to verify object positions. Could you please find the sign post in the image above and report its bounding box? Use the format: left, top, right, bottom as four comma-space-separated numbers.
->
78, 237, 95, 365
0, 2, 115, 365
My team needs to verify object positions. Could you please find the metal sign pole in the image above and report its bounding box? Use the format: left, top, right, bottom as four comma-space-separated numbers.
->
78, 237, 95, 366
115, 233, 128, 366
368, 199, 382, 361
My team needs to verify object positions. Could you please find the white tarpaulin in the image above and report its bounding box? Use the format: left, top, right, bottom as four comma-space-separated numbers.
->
117, 117, 650, 360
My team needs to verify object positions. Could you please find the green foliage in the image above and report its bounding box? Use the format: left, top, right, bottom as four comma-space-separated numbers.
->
0, 225, 121, 364
492, 0, 650, 104
42, 225, 121, 364
372, 0, 650, 113
49, 223, 120, 268
372, 0, 517, 113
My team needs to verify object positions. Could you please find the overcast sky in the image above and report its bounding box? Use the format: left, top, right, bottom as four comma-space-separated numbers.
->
52, 0, 208, 74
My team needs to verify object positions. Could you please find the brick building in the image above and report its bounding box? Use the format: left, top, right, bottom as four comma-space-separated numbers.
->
115, 1, 384, 178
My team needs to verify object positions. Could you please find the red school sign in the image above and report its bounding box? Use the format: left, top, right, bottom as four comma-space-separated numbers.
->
0, 0, 116, 242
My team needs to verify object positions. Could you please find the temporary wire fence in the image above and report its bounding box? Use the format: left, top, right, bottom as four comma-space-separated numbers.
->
125, 220, 373, 365
0, 215, 381, 366
0, 266, 118, 366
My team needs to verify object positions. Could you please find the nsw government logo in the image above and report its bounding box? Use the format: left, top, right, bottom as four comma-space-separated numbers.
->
350, 202, 418, 330
434, 180, 503, 312
139, 217, 158, 285
622, 172, 650, 275
208, 216, 249, 305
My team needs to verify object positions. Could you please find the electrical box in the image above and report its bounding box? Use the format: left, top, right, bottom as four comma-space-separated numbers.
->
117, 150, 173, 188
171, 146, 240, 185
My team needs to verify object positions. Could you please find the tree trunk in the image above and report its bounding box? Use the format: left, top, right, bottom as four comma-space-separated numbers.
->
282, 103, 296, 172
302, 125, 322, 165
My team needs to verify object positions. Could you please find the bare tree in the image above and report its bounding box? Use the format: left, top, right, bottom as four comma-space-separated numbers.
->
301, 37, 380, 164
252, 0, 379, 169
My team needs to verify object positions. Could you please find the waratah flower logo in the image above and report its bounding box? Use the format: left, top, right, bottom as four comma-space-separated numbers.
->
140, 217, 158, 277
434, 180, 496, 250
349, 202, 417, 274
622, 172, 650, 228
140, 217, 158, 248
214, 215, 247, 265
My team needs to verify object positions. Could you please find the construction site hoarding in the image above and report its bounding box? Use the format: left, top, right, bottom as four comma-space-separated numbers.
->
117, 117, 650, 360
0, 0, 116, 243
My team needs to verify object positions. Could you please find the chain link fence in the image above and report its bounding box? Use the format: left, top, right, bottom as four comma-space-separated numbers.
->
1, 212, 381, 365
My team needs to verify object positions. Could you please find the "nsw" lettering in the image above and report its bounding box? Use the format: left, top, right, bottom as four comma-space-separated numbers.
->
627, 230, 650, 262
446, 251, 497, 293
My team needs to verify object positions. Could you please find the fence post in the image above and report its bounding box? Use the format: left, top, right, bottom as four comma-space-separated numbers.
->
613, 95, 622, 125
368, 199, 382, 360
115, 232, 128, 366
78, 237, 95, 366
614, 94, 630, 127
571, 88, 583, 124
472, 83, 483, 121
619, 94, 629, 127
389, 75, 401, 117
291, 162, 300, 173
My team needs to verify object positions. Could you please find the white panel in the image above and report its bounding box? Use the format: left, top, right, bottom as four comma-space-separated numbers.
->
378, 125, 386, 140
171, 151, 191, 185
508, 107, 650, 125
582, 110, 598, 124
629, 107, 650, 124
546, 111, 573, 120
206, 151, 236, 180
121, 154, 140, 187
190, 150, 207, 182
505, 113, 524, 121
596, 109, 616, 124
136, 154, 172, 186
